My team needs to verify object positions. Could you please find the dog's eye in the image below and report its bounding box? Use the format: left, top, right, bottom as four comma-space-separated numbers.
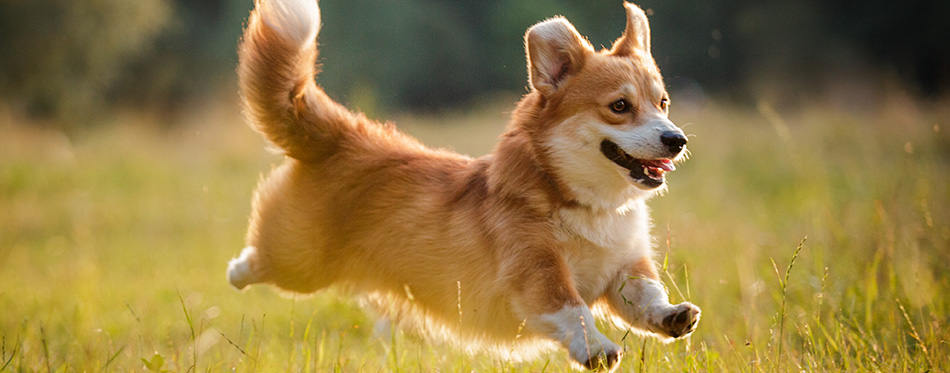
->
609, 99, 630, 114
659, 98, 670, 111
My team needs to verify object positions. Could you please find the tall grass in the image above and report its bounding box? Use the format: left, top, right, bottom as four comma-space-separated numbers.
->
1, 96, 947, 371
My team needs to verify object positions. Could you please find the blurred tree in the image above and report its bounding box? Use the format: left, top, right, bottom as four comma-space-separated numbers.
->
317, 0, 949, 113
827, 0, 950, 95
314, 0, 632, 114
1, 0, 947, 126
107, 0, 252, 115
317, 0, 482, 114
0, 0, 171, 123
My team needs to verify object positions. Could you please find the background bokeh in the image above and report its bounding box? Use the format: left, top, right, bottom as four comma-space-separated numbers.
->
1, 0, 948, 123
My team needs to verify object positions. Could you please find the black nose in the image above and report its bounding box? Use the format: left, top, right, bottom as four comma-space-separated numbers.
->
660, 131, 687, 154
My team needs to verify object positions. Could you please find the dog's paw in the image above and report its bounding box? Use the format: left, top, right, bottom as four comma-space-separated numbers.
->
570, 335, 622, 371
657, 302, 700, 339
581, 345, 622, 371
227, 246, 262, 290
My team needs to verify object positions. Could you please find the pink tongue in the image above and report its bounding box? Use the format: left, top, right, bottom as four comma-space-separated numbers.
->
644, 159, 675, 171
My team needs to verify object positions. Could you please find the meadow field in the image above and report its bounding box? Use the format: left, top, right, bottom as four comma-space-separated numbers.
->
1, 95, 948, 371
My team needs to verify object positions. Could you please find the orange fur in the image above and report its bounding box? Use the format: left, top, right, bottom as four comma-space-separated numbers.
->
630, 256, 660, 281
228, 1, 700, 369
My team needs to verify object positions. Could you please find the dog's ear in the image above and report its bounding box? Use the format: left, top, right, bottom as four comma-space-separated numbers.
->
525, 18, 592, 96
610, 2, 651, 57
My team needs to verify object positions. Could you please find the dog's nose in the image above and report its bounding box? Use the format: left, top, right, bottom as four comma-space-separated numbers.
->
660, 131, 687, 154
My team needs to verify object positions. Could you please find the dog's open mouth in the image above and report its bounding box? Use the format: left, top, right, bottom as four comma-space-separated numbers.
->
600, 139, 675, 188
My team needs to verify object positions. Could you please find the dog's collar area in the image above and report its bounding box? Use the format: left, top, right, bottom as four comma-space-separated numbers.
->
599, 139, 673, 189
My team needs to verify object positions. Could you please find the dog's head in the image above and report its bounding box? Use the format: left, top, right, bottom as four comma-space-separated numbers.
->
521, 3, 686, 208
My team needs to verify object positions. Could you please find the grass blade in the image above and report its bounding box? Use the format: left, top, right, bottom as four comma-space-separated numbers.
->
775, 237, 806, 372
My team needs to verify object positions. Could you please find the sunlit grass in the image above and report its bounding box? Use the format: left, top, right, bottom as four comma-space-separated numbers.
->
1, 96, 947, 371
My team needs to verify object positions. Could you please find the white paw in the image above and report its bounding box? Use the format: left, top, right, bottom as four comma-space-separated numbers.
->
653, 302, 700, 339
569, 333, 622, 370
226, 246, 261, 290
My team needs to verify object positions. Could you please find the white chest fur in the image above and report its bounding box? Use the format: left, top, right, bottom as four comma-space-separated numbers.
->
554, 199, 654, 301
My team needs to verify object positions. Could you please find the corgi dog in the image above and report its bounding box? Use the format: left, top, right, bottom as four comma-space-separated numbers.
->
227, 0, 700, 369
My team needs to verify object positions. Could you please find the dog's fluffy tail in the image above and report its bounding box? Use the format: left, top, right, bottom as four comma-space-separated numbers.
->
239, 0, 361, 161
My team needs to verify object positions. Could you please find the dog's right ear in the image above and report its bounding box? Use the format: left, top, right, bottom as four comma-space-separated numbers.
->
525, 18, 592, 97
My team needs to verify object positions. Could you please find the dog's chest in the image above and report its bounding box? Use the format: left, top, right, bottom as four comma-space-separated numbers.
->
554, 200, 653, 301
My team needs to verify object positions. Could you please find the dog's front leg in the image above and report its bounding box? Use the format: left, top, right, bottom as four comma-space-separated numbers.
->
511, 251, 622, 370
605, 257, 700, 340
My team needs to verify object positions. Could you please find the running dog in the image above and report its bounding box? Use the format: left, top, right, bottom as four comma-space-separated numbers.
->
227, 0, 699, 369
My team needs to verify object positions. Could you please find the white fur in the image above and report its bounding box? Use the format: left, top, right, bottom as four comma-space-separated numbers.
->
227, 246, 260, 290
553, 201, 654, 304
540, 305, 621, 368
626, 278, 670, 321
607, 276, 699, 341
259, 0, 320, 48
557, 199, 650, 252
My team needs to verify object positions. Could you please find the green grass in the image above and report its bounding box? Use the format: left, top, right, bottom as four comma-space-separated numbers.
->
1, 96, 948, 371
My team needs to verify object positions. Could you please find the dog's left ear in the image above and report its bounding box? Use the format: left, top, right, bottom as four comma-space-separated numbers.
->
610, 2, 651, 57
525, 17, 592, 97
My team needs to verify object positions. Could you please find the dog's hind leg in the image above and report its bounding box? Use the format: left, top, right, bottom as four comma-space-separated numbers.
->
227, 246, 264, 290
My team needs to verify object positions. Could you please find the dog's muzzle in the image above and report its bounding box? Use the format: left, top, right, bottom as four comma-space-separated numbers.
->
600, 139, 675, 189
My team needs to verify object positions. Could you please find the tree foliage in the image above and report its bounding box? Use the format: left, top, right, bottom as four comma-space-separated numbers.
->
0, 0, 171, 120
0, 0, 947, 124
